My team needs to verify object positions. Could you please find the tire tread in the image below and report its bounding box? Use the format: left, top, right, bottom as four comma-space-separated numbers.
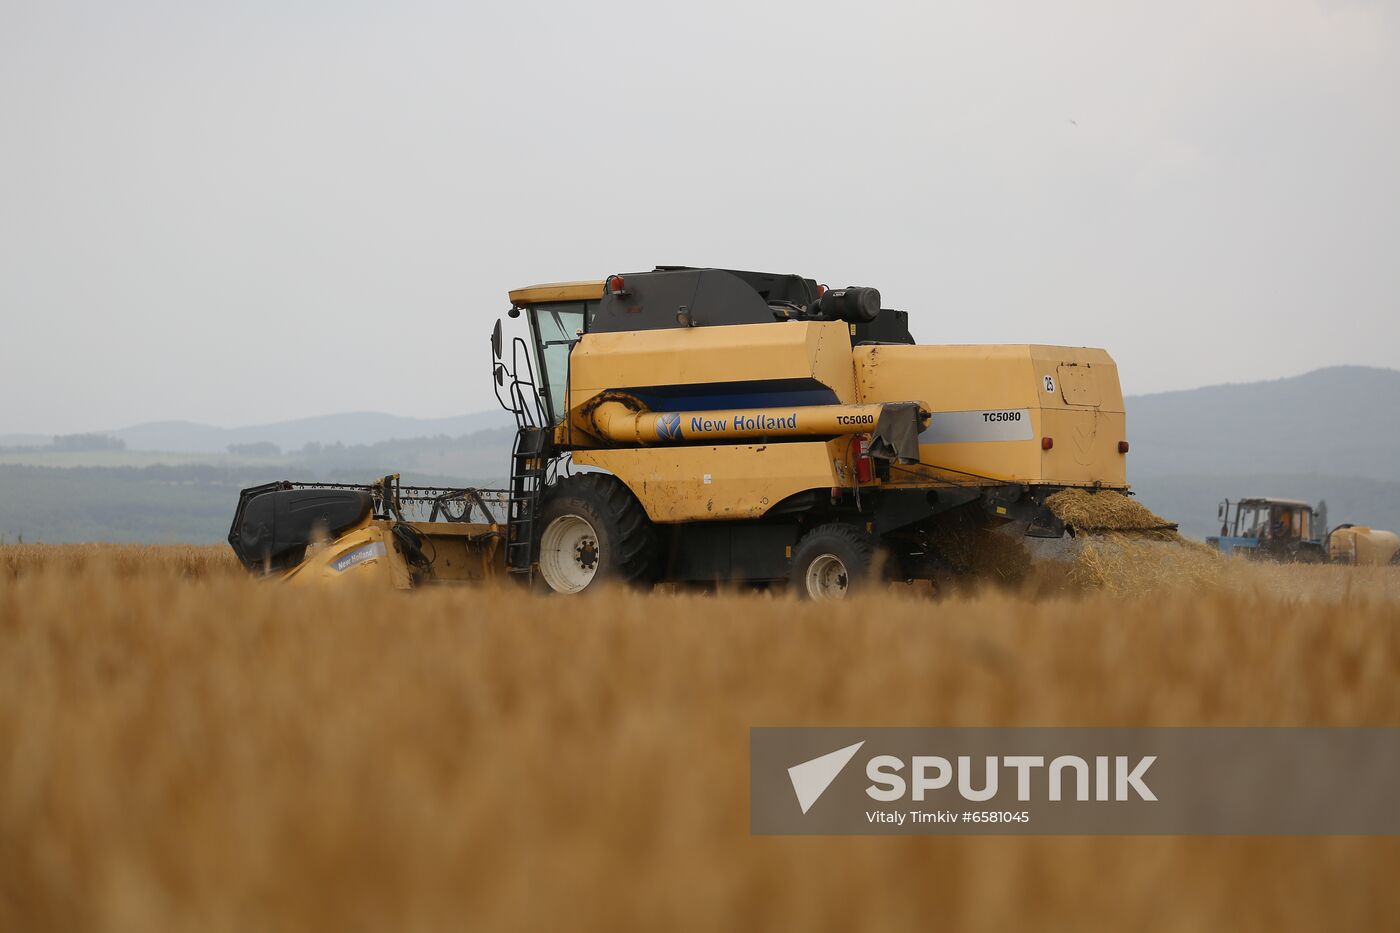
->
539, 473, 658, 587
790, 522, 874, 598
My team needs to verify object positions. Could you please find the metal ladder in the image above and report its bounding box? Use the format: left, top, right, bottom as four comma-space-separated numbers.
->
505, 426, 550, 578
493, 330, 552, 580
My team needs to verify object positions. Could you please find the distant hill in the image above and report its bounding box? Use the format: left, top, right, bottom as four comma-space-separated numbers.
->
109, 409, 514, 454
2, 366, 1397, 544
0, 422, 516, 544
93, 366, 1400, 467
0, 463, 489, 545
1125, 366, 1400, 481
1123, 366, 1400, 538
1131, 473, 1400, 541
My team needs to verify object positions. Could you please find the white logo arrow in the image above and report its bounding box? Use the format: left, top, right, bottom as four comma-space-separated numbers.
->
788, 741, 865, 814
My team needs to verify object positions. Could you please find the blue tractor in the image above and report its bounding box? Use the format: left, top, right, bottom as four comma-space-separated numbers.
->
1207, 497, 1328, 563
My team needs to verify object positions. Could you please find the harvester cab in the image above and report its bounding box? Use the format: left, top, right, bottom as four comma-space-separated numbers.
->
1207, 497, 1327, 562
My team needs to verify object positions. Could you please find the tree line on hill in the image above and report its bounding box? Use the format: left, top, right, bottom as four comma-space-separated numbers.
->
1, 433, 128, 453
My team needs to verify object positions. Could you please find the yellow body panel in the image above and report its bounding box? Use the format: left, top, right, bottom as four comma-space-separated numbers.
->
285, 520, 413, 588
283, 519, 504, 587
406, 522, 504, 583
854, 344, 1127, 488
561, 320, 1127, 521
508, 280, 605, 305
573, 442, 840, 523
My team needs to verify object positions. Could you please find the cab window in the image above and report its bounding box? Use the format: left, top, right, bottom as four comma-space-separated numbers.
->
526, 301, 591, 423
1236, 504, 1266, 538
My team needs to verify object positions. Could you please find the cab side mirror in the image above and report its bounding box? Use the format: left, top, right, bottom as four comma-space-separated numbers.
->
491, 319, 503, 360
494, 364, 505, 386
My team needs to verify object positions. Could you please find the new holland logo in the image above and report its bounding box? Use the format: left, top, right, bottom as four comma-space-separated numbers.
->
788, 741, 865, 814
656, 412, 683, 441
331, 541, 386, 573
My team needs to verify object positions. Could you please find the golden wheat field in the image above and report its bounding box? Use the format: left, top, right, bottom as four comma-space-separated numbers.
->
2, 543, 1399, 932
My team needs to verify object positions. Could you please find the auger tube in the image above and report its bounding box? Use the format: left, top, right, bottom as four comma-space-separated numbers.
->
588, 400, 926, 446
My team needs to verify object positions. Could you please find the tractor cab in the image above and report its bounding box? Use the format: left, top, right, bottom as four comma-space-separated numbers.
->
1207, 497, 1327, 562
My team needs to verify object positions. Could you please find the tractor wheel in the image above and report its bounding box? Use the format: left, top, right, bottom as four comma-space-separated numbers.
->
789, 523, 874, 600
536, 474, 657, 594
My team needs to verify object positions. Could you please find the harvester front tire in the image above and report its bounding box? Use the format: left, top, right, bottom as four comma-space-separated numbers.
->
536, 474, 657, 594
789, 523, 873, 600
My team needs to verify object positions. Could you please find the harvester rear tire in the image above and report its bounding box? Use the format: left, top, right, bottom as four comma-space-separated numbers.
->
789, 523, 873, 600
536, 473, 657, 594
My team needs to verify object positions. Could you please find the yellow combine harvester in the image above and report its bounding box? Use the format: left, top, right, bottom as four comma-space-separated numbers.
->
229, 266, 1136, 597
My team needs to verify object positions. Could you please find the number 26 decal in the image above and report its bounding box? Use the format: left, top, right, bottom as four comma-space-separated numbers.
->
1044, 375, 1056, 393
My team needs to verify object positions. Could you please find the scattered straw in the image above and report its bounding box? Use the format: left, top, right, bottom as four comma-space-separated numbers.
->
1045, 489, 1177, 535
1065, 532, 1225, 596
1023, 490, 1228, 596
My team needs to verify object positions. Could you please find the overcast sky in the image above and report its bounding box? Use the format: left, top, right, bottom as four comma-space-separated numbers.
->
2, 0, 1397, 434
